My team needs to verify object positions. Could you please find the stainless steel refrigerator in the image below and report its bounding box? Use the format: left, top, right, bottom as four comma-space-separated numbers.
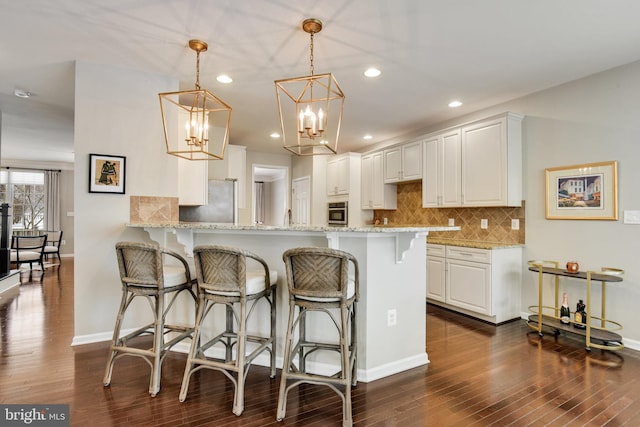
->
179, 179, 238, 224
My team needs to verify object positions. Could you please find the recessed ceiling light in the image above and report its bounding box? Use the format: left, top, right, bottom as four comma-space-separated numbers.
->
14, 89, 31, 98
270, 132, 281, 138
448, 100, 462, 108
364, 68, 381, 78
216, 74, 233, 84
363, 134, 373, 140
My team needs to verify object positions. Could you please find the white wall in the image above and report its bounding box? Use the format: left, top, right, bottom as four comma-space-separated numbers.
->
73, 60, 178, 338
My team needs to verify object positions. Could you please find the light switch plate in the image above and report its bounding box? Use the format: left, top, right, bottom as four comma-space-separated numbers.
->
448, 218, 455, 226
623, 210, 640, 224
480, 219, 488, 229
511, 219, 520, 230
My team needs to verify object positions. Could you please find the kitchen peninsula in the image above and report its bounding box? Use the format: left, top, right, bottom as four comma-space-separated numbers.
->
129, 222, 459, 382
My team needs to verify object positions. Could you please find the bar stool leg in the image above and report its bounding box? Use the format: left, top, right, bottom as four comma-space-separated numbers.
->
103, 289, 130, 387
276, 300, 297, 421
149, 294, 165, 397
179, 296, 207, 402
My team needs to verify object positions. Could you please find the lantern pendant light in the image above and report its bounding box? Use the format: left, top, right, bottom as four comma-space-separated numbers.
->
159, 40, 232, 160
275, 18, 345, 156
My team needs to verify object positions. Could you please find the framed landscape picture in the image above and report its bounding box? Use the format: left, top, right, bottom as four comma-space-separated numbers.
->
545, 160, 617, 220
89, 153, 126, 194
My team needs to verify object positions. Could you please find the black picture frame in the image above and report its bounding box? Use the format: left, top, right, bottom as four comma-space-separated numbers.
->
88, 153, 126, 194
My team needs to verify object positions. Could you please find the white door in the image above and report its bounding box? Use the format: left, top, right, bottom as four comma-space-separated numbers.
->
292, 176, 310, 225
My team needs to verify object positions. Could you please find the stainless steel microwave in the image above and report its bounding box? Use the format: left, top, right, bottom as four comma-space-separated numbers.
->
328, 201, 348, 226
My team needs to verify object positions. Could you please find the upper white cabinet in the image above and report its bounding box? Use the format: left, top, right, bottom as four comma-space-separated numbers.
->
461, 113, 523, 207
361, 151, 397, 210
383, 141, 422, 183
422, 129, 461, 208
178, 158, 208, 206
327, 155, 350, 196
422, 112, 523, 208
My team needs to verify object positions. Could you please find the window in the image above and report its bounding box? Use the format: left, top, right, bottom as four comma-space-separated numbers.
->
0, 170, 45, 231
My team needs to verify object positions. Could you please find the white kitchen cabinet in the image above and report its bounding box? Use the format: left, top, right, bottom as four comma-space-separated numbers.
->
461, 112, 523, 207
361, 151, 397, 210
178, 158, 208, 206
427, 243, 522, 324
422, 129, 461, 208
446, 246, 492, 316
383, 140, 422, 183
327, 155, 349, 196
426, 244, 446, 302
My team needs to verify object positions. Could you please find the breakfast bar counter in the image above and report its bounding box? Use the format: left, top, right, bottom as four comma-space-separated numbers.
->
129, 222, 459, 382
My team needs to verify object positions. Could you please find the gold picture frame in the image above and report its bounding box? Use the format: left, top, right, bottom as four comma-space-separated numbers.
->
545, 160, 618, 220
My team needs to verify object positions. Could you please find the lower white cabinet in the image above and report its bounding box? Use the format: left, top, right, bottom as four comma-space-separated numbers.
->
426, 244, 446, 302
427, 243, 522, 324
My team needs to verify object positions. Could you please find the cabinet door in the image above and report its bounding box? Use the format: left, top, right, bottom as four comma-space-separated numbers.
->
361, 154, 373, 209
427, 255, 446, 302
422, 130, 461, 208
178, 158, 208, 205
327, 156, 349, 196
446, 259, 491, 315
461, 117, 507, 206
401, 141, 422, 180
362, 152, 397, 209
422, 137, 440, 208
383, 147, 402, 183
441, 130, 462, 206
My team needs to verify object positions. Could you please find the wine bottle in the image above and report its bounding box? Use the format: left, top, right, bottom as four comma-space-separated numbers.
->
560, 292, 571, 324
574, 299, 586, 329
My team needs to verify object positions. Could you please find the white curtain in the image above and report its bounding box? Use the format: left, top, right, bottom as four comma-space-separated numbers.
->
44, 170, 61, 231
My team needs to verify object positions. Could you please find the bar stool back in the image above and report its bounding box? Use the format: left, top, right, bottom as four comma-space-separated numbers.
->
179, 245, 277, 416
103, 241, 198, 397
277, 247, 359, 426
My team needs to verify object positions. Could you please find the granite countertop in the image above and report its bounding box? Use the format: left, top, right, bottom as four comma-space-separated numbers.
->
128, 222, 461, 234
426, 237, 524, 249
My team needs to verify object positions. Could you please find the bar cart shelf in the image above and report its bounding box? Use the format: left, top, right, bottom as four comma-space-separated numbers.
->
527, 260, 624, 351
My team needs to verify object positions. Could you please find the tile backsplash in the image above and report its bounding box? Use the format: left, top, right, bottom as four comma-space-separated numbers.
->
130, 196, 179, 224
374, 182, 525, 244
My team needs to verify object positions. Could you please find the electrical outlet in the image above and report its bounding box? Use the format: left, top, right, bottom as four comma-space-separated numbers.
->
480, 219, 488, 229
387, 309, 397, 327
448, 218, 455, 226
61, 240, 66, 245
511, 219, 520, 230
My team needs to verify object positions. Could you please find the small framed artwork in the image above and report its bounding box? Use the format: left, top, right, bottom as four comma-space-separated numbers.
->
545, 160, 618, 220
89, 154, 126, 194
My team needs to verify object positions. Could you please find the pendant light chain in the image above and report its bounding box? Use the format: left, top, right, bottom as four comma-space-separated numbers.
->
309, 31, 315, 76
195, 49, 201, 90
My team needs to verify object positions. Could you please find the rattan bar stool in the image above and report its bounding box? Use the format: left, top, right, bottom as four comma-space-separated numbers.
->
103, 241, 198, 397
277, 247, 359, 427
179, 245, 277, 416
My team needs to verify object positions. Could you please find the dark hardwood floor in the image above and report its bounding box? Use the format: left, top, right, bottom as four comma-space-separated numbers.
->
2, 258, 640, 426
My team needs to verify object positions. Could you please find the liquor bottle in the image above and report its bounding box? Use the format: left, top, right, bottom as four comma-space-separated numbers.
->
574, 299, 586, 329
560, 292, 571, 324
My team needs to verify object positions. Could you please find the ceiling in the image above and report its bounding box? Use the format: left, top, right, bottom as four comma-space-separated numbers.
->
2, 0, 640, 164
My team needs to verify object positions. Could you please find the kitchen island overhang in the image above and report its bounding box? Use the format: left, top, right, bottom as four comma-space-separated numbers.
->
129, 222, 459, 382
